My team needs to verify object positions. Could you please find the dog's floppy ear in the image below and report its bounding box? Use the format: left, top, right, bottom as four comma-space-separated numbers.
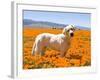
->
62, 28, 68, 35
62, 28, 66, 35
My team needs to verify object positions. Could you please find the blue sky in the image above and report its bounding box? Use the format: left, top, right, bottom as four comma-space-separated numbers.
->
23, 10, 91, 28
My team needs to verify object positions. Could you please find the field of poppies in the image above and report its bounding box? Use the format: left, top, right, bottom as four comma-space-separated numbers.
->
23, 27, 91, 69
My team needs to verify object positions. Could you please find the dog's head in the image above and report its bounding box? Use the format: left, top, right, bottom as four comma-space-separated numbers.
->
62, 25, 75, 37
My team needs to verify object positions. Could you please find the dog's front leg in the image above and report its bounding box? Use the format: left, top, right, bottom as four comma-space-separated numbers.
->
59, 51, 66, 57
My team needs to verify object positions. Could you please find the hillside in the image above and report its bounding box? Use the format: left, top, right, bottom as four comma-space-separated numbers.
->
23, 19, 90, 30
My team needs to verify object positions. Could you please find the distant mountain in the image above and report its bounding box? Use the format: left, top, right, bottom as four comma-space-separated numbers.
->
23, 19, 90, 30
23, 19, 66, 28
23, 19, 34, 25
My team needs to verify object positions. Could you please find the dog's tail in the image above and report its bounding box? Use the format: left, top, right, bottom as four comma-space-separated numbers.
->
32, 41, 36, 55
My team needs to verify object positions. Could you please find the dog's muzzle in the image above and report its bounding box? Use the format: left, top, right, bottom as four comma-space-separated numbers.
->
70, 33, 74, 37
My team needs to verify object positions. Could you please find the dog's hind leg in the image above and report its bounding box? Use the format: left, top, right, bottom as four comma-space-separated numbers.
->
32, 41, 36, 55
32, 40, 41, 56
33, 42, 42, 60
40, 47, 46, 56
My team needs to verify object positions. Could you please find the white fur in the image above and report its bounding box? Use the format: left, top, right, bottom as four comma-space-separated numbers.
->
32, 25, 75, 57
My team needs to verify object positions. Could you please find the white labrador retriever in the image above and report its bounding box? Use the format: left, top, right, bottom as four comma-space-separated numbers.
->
32, 25, 75, 57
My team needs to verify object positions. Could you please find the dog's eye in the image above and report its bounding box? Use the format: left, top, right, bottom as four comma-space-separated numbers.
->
67, 30, 70, 32
71, 28, 75, 31
70, 28, 73, 30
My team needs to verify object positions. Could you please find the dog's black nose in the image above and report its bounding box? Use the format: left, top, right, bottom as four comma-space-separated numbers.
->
70, 33, 74, 37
